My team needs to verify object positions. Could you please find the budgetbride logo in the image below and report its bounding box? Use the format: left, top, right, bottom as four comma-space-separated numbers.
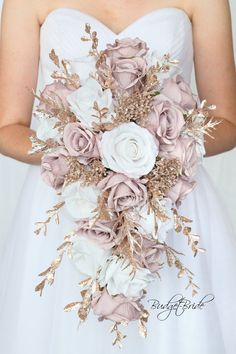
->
147, 293, 215, 321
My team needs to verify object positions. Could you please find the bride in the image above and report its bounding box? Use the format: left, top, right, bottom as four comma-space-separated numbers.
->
0, 0, 236, 353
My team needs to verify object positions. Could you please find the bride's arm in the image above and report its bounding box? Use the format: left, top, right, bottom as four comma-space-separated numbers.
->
191, 0, 236, 157
0, 0, 42, 164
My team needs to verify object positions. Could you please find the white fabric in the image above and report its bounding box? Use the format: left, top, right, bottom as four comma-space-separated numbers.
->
0, 7, 236, 354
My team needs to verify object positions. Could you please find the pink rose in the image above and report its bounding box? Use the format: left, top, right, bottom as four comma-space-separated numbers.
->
91, 287, 143, 322
111, 57, 147, 92
105, 37, 148, 60
97, 172, 147, 212
76, 219, 118, 250
147, 94, 185, 151
41, 149, 69, 192
166, 177, 196, 206
134, 236, 165, 273
63, 122, 99, 164
160, 136, 199, 178
97, 38, 148, 93
161, 75, 197, 111
37, 81, 75, 113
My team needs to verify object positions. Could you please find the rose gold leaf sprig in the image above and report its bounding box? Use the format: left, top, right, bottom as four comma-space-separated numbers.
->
90, 191, 114, 226
172, 208, 206, 257
63, 157, 108, 188
112, 211, 145, 278
155, 53, 179, 75
81, 23, 100, 59
146, 157, 182, 201
34, 201, 65, 236
110, 322, 127, 348
90, 101, 116, 130
64, 270, 101, 324
92, 56, 117, 91
28, 135, 61, 155
144, 54, 178, 92
144, 65, 160, 93
184, 99, 221, 140
32, 91, 78, 132
35, 233, 74, 296
185, 276, 200, 297
163, 243, 200, 297
138, 308, 149, 338
49, 49, 80, 89
49, 49, 60, 67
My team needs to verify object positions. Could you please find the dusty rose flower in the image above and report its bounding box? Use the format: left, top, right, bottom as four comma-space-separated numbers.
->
134, 236, 165, 273
111, 57, 147, 93
182, 138, 199, 178
160, 136, 199, 178
41, 149, 69, 192
91, 287, 143, 322
97, 38, 148, 93
75, 219, 118, 250
63, 122, 99, 164
161, 75, 197, 111
105, 37, 148, 60
37, 81, 75, 113
97, 172, 147, 212
166, 177, 196, 206
147, 94, 185, 151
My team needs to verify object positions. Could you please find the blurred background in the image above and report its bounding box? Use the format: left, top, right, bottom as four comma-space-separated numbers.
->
0, 1, 236, 250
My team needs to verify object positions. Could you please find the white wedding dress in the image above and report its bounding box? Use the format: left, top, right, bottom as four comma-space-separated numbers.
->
0, 7, 236, 354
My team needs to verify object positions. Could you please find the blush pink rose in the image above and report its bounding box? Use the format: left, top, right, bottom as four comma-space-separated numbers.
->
41, 149, 69, 192
161, 75, 197, 111
160, 136, 199, 178
134, 236, 165, 273
97, 172, 147, 212
113, 57, 147, 91
63, 122, 99, 164
97, 38, 148, 94
147, 94, 185, 151
37, 81, 75, 113
91, 287, 143, 322
166, 177, 196, 206
105, 37, 148, 60
76, 219, 118, 250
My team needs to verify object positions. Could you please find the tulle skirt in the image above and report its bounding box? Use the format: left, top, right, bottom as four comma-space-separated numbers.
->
0, 164, 236, 354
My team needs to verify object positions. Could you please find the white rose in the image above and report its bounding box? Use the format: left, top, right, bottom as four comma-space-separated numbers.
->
66, 78, 115, 128
100, 122, 159, 178
36, 113, 61, 142
69, 55, 97, 85
99, 255, 156, 298
70, 236, 112, 278
61, 181, 100, 220
138, 198, 174, 242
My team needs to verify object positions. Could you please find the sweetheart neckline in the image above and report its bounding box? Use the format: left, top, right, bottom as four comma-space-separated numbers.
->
40, 6, 192, 37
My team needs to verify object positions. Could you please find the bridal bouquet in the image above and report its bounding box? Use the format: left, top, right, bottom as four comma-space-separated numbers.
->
29, 24, 219, 347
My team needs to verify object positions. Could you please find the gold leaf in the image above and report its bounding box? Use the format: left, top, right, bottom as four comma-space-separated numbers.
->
64, 301, 81, 312
49, 49, 60, 67
175, 225, 182, 233
183, 226, 191, 235
35, 279, 46, 296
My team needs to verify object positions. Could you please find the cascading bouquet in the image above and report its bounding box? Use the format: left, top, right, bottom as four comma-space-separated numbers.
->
29, 23, 219, 347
